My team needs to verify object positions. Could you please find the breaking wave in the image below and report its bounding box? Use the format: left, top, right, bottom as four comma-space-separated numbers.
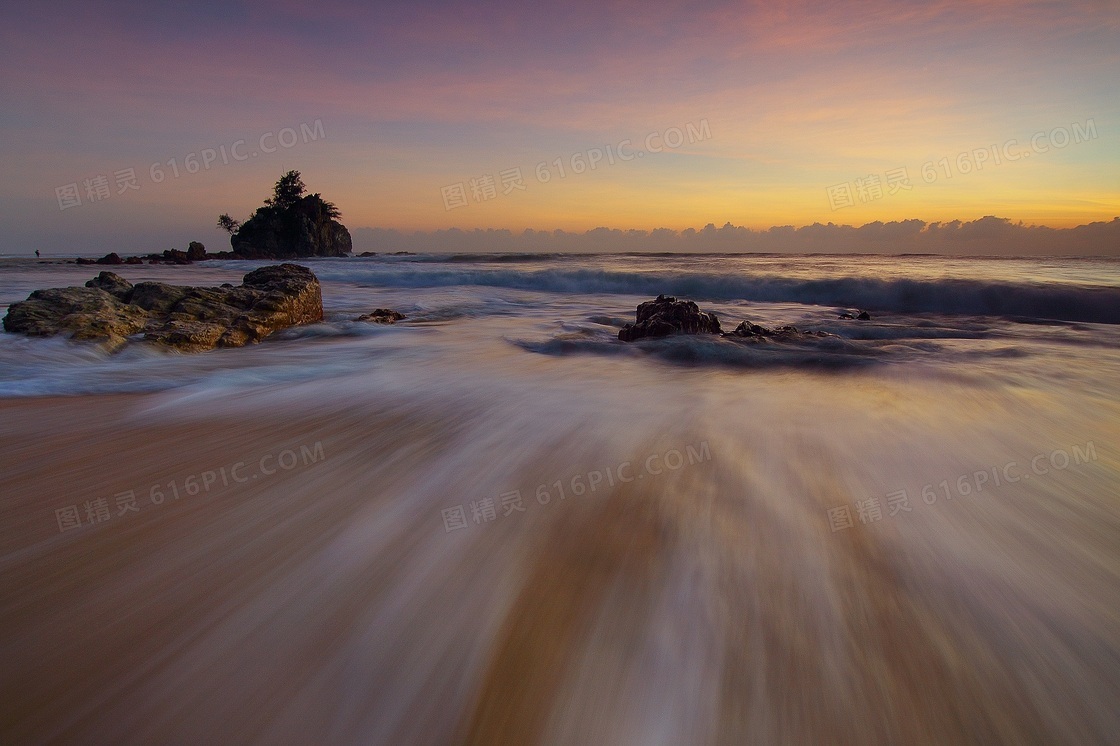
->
312, 264, 1120, 324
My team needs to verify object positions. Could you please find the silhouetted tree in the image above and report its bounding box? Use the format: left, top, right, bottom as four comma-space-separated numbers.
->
216, 213, 241, 235
309, 193, 342, 219
266, 170, 306, 211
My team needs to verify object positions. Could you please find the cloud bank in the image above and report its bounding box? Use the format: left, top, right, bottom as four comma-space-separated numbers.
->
353, 216, 1120, 256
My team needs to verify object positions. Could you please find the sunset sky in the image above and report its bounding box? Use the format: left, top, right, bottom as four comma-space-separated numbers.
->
1, 0, 1117, 254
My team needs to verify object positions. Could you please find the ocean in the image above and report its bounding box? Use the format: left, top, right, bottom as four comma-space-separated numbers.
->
1, 252, 1119, 743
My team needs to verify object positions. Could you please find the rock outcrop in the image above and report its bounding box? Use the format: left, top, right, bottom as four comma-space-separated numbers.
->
75, 242, 210, 266
618, 295, 722, 342
357, 309, 405, 324
3, 264, 323, 352
723, 320, 829, 341
616, 296, 836, 344
87, 271, 135, 301
3, 286, 151, 343
77, 252, 124, 265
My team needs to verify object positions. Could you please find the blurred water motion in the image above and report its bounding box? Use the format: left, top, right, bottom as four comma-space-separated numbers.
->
1, 254, 1119, 743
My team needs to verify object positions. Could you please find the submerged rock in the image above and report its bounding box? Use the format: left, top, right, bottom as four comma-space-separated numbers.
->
357, 309, 405, 324
618, 295, 722, 342
838, 310, 872, 320
724, 320, 829, 341
3, 264, 323, 352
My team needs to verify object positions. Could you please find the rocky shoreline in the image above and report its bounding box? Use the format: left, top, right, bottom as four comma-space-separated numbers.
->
70, 239, 323, 267
4, 272, 861, 354
3, 264, 325, 352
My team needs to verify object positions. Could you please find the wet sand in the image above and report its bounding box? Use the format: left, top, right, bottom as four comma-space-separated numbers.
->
1, 386, 1118, 744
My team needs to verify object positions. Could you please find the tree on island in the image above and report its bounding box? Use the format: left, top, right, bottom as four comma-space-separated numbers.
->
216, 214, 241, 235
265, 170, 306, 211
217, 170, 351, 258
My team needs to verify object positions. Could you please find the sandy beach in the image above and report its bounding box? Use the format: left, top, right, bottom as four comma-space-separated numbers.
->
3, 354, 1118, 744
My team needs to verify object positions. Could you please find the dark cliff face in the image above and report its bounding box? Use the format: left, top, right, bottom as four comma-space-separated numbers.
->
230, 195, 352, 259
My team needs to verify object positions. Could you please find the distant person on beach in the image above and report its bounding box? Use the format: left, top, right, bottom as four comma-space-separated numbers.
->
35, 250, 40, 258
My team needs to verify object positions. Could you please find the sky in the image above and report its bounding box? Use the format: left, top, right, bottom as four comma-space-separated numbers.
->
1, 0, 1117, 255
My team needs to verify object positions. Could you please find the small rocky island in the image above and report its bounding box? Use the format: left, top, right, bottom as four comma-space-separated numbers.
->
3, 264, 324, 352
217, 170, 352, 259
71, 171, 354, 265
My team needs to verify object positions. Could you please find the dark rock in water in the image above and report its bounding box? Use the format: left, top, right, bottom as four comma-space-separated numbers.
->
3, 263, 323, 353
728, 321, 771, 337
85, 271, 134, 301
75, 251, 146, 265
139, 242, 211, 265
724, 320, 829, 341
76, 252, 127, 265
156, 248, 193, 265
618, 294, 722, 342
357, 309, 405, 324
358, 251, 377, 257
857, 310, 871, 320
838, 312, 855, 319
